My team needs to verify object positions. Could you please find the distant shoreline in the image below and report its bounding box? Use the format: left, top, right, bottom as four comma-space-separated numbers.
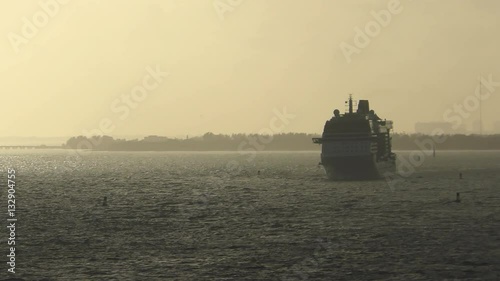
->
2, 147, 500, 152
2, 133, 500, 151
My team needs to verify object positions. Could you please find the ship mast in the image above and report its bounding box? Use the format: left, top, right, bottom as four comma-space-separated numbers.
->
348, 94, 353, 114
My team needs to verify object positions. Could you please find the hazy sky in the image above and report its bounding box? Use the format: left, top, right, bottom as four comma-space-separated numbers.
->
1, 0, 500, 138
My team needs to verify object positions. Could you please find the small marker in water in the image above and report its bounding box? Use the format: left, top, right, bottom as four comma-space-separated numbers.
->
459, 172, 463, 179
103, 196, 108, 206
456, 192, 461, 203
257, 170, 260, 175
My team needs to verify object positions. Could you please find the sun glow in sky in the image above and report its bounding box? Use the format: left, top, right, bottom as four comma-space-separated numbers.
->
1, 0, 500, 138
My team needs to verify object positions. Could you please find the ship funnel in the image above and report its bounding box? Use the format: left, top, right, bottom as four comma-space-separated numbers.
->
357, 100, 370, 114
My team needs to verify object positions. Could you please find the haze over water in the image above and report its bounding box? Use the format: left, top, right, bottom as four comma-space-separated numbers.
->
2, 0, 500, 280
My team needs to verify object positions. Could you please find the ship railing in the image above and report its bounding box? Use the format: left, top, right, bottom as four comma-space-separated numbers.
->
322, 133, 376, 138
313, 135, 377, 144
322, 131, 371, 134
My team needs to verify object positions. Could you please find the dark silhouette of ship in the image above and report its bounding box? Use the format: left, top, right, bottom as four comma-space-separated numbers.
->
313, 95, 396, 180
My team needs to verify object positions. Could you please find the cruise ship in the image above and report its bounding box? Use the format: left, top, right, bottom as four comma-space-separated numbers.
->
313, 95, 396, 180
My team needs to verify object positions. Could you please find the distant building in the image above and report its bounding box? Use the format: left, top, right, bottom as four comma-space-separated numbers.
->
414, 122, 456, 135
143, 135, 168, 142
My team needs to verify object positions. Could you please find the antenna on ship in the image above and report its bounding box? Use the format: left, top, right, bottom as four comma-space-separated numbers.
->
348, 94, 353, 114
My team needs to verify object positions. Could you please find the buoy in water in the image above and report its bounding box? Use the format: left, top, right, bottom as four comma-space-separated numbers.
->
456, 192, 461, 203
257, 170, 261, 175
459, 172, 463, 179
103, 196, 108, 206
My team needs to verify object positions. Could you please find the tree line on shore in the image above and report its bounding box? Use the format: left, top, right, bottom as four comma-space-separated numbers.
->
63, 133, 500, 151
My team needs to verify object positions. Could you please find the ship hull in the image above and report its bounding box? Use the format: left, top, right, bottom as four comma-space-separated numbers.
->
321, 155, 395, 180
313, 96, 396, 180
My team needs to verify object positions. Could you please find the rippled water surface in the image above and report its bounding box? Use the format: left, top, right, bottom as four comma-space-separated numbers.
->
1, 150, 500, 280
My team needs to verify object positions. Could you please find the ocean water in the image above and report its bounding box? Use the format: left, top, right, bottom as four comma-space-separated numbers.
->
1, 150, 499, 280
